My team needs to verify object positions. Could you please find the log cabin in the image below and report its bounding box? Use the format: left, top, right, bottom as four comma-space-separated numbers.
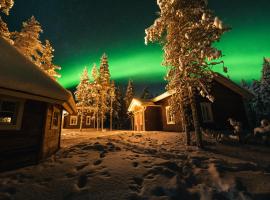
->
0, 38, 76, 171
63, 107, 95, 129
128, 74, 254, 132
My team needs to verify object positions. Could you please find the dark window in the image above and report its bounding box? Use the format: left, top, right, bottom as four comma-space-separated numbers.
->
51, 108, 60, 129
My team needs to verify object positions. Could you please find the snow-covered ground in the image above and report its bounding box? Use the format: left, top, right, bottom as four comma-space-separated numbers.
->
0, 130, 270, 200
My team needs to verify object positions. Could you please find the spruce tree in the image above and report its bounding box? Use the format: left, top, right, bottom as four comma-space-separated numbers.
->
125, 79, 135, 130
13, 16, 43, 66
0, 16, 12, 43
99, 53, 111, 131
40, 40, 61, 79
0, 0, 14, 15
113, 86, 123, 129
260, 58, 270, 118
109, 81, 116, 131
145, 0, 228, 147
75, 67, 91, 131
140, 87, 153, 99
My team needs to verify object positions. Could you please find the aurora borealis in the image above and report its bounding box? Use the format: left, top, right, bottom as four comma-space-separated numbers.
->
5, 0, 270, 90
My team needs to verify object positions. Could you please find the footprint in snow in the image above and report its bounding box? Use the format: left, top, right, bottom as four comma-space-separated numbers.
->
77, 174, 88, 188
132, 162, 139, 168
129, 176, 144, 192
93, 159, 102, 166
76, 163, 89, 171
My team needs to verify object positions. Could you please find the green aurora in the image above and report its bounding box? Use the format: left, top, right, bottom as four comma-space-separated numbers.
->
57, 1, 270, 89
7, 0, 269, 89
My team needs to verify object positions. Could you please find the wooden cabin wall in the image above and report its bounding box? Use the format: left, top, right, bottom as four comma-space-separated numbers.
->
145, 107, 162, 131
63, 115, 94, 129
197, 81, 250, 131
157, 98, 183, 132
41, 104, 62, 159
0, 100, 46, 171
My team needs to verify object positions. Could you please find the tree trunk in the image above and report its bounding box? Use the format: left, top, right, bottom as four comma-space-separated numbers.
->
93, 112, 96, 128
188, 86, 203, 148
179, 91, 191, 145
80, 113, 83, 132
101, 111, 104, 131
96, 111, 99, 131
110, 98, 113, 131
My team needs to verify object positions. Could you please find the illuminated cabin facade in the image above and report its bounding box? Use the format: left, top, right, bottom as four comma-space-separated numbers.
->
63, 107, 95, 129
128, 74, 254, 132
0, 38, 76, 171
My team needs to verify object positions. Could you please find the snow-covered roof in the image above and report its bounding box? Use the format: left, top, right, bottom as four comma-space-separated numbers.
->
214, 73, 254, 100
0, 38, 76, 114
150, 73, 254, 103
128, 98, 155, 112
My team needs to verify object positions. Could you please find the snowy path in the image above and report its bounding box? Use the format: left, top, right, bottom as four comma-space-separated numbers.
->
0, 130, 270, 200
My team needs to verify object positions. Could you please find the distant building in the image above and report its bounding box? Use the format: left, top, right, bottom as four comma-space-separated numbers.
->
128, 74, 254, 132
63, 106, 95, 129
0, 38, 76, 171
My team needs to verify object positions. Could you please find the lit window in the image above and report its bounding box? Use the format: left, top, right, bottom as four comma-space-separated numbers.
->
0, 98, 24, 130
70, 116, 78, 125
200, 102, 214, 123
166, 106, 175, 124
51, 108, 60, 129
86, 116, 91, 125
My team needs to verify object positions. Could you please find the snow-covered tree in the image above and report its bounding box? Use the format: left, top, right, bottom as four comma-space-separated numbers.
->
145, 0, 228, 147
0, 16, 12, 43
13, 16, 43, 66
75, 67, 91, 131
90, 64, 101, 130
40, 40, 61, 79
109, 81, 116, 131
99, 53, 111, 131
0, 0, 14, 15
124, 79, 135, 129
125, 79, 134, 109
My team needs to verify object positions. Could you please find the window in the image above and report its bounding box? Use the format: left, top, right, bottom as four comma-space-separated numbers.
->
0, 98, 24, 130
86, 116, 91, 125
70, 116, 78, 125
200, 102, 214, 123
166, 106, 175, 124
51, 107, 60, 129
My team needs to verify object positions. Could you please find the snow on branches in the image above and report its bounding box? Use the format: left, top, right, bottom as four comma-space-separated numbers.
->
75, 54, 117, 131
145, 0, 229, 147
145, 0, 229, 101
0, 0, 14, 15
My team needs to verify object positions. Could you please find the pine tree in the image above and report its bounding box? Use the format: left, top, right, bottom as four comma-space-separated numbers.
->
40, 40, 61, 79
0, 16, 12, 43
0, 0, 14, 15
145, 0, 228, 148
140, 87, 153, 99
90, 63, 101, 130
13, 16, 43, 66
109, 81, 116, 131
75, 67, 91, 131
260, 58, 270, 118
125, 80, 134, 108
125, 79, 135, 130
99, 54, 111, 131
113, 86, 123, 129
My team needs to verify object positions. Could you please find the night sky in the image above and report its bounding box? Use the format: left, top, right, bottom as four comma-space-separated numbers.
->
4, 0, 270, 94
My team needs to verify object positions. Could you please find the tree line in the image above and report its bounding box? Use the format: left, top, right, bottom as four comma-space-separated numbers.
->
75, 54, 135, 131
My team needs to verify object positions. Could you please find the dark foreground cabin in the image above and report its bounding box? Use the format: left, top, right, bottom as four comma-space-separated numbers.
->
0, 38, 76, 171
128, 74, 254, 132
